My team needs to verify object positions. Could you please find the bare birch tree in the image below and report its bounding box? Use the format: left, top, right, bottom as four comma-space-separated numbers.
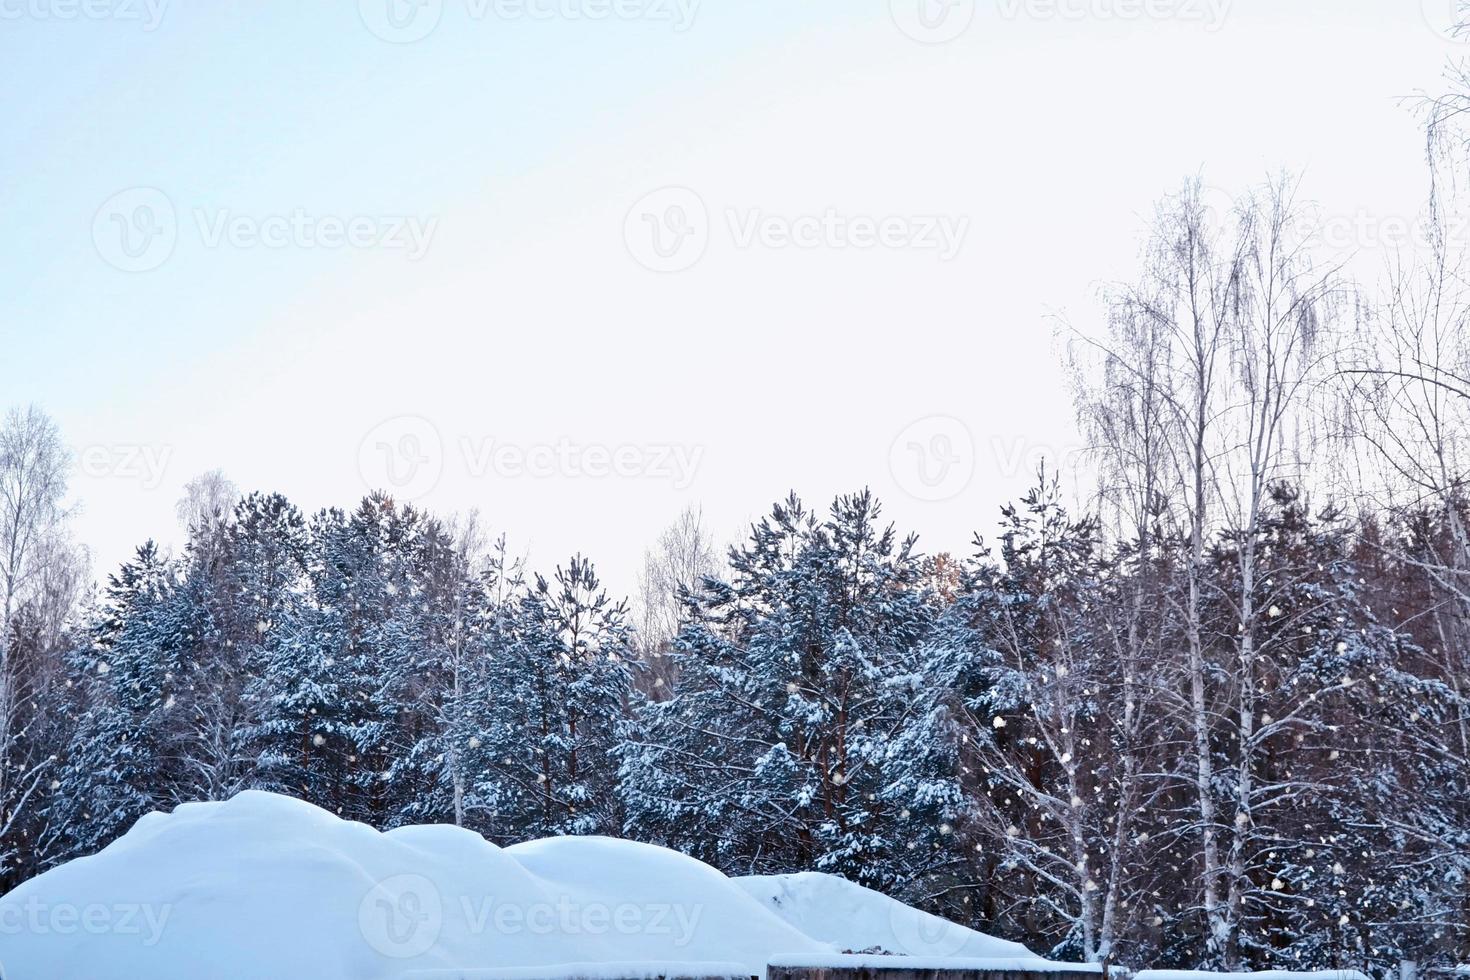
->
0, 405, 73, 878
1073, 176, 1348, 966
635, 505, 718, 697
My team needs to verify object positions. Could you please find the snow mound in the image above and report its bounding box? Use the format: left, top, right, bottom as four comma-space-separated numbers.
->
735, 871, 1036, 961
769, 954, 1098, 974
1135, 973, 1370, 980
0, 791, 824, 980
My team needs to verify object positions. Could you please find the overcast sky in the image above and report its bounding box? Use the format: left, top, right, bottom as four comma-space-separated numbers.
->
1, 0, 1462, 596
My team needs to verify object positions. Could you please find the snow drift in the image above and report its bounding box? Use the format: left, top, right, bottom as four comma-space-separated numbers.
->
735, 872, 1035, 960
1134, 973, 1370, 980
0, 791, 1041, 980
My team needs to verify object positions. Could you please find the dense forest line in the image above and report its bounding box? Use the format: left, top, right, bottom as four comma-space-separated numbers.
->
5, 172, 1470, 973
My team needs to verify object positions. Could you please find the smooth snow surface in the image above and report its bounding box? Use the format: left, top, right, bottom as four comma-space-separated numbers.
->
1135, 973, 1371, 980
767, 954, 1098, 973
0, 792, 824, 980
396, 963, 754, 980
0, 793, 1065, 980
735, 871, 1038, 961
0, 790, 1366, 980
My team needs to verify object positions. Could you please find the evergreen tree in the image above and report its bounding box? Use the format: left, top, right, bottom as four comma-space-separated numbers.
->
621, 491, 969, 903
47, 543, 191, 857
477, 554, 632, 839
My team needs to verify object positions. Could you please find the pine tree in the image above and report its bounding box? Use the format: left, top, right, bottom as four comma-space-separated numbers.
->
47, 543, 191, 857
252, 495, 437, 821
621, 491, 970, 904
474, 554, 632, 840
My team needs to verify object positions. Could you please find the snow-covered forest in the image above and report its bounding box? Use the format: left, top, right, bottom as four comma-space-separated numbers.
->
5, 166, 1470, 975
17, 6, 1470, 971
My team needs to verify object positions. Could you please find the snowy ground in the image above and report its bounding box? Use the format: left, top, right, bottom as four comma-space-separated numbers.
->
0, 791, 1052, 980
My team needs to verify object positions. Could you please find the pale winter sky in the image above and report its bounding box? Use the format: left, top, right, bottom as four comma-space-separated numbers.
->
0, 0, 1462, 596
